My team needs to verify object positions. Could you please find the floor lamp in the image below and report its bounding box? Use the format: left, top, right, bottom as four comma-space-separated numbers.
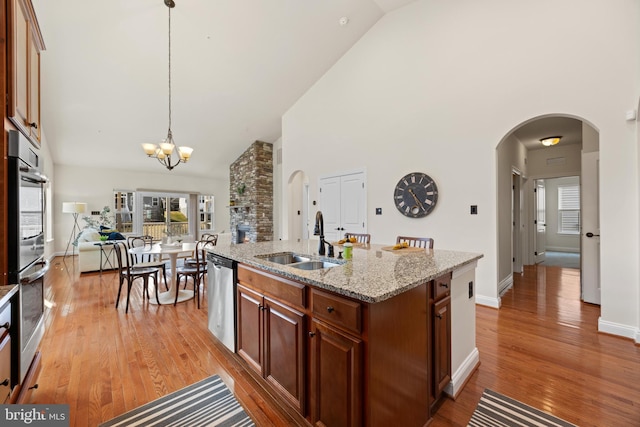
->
63, 202, 87, 257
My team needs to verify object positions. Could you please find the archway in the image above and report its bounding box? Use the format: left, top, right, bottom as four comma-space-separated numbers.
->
496, 114, 600, 303
286, 170, 309, 242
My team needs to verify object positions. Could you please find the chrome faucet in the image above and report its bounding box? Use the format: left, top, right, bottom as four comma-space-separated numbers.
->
313, 210, 333, 256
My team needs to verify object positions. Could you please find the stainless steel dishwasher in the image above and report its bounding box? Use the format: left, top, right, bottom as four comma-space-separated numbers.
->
207, 253, 236, 352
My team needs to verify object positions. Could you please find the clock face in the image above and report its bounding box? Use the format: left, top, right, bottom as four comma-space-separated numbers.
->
393, 172, 438, 218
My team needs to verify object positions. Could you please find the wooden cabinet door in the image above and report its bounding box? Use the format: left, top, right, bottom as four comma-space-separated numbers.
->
433, 296, 451, 397
0, 334, 11, 404
263, 296, 306, 413
309, 320, 362, 427
10, 0, 29, 131
28, 40, 40, 141
236, 284, 263, 375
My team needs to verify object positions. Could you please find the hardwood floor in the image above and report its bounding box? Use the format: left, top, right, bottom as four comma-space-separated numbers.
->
30, 258, 640, 426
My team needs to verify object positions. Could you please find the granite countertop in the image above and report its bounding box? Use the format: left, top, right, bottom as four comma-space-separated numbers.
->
207, 240, 483, 303
0, 284, 19, 307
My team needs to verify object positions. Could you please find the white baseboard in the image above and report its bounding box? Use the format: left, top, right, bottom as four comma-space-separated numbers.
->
498, 274, 513, 296
598, 317, 639, 343
545, 247, 580, 253
444, 347, 480, 398
476, 295, 500, 308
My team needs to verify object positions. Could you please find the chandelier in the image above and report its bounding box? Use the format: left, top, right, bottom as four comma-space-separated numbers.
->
142, 0, 193, 171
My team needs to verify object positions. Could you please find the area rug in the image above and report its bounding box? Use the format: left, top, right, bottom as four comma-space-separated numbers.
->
468, 389, 577, 427
99, 375, 255, 427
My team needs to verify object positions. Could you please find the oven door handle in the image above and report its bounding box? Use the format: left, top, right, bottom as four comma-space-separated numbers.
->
20, 259, 50, 284
19, 167, 48, 184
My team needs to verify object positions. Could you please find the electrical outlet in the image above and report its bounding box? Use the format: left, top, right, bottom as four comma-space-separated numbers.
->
91, 211, 100, 216
375, 208, 382, 215
468, 281, 474, 298
470, 205, 478, 215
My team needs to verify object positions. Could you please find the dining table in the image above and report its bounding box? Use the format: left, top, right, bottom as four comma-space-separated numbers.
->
129, 242, 197, 305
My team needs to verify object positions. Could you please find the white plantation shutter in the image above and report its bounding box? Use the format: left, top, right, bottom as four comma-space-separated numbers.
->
558, 185, 580, 234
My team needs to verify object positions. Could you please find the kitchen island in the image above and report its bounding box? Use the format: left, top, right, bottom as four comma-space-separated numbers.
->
207, 240, 482, 426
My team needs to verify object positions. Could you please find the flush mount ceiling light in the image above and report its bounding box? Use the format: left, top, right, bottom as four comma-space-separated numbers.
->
540, 136, 562, 147
142, 0, 193, 171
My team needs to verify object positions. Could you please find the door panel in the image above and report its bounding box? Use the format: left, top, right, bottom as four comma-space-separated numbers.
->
319, 176, 341, 242
236, 285, 263, 375
264, 297, 306, 412
534, 180, 546, 264
341, 174, 366, 236
581, 151, 600, 304
310, 320, 362, 427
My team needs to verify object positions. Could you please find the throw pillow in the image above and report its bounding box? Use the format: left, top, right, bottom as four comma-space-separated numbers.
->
107, 232, 126, 241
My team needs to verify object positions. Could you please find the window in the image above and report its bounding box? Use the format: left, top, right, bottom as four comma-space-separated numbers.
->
198, 195, 215, 234
139, 192, 190, 240
114, 191, 215, 239
114, 190, 134, 233
558, 185, 580, 234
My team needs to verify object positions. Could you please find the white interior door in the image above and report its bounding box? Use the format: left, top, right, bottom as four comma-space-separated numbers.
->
340, 174, 366, 236
318, 176, 341, 241
534, 180, 546, 264
581, 151, 600, 304
319, 171, 366, 242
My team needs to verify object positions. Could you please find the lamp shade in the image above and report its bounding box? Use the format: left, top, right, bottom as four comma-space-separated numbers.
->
62, 202, 87, 214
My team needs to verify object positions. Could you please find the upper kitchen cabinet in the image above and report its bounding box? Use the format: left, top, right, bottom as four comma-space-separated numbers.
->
7, 0, 44, 147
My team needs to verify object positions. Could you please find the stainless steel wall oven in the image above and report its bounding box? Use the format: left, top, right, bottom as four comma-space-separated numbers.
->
7, 130, 49, 384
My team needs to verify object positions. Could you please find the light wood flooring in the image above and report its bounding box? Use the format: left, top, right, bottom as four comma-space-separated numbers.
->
30, 258, 640, 426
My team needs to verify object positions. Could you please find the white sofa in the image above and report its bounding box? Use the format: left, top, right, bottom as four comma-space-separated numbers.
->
76, 228, 121, 273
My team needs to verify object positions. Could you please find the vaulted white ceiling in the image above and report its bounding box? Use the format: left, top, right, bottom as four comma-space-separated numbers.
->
32, 0, 415, 179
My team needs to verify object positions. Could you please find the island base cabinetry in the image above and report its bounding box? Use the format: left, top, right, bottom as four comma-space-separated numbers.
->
429, 273, 452, 411
309, 320, 362, 427
236, 268, 307, 413
236, 263, 450, 426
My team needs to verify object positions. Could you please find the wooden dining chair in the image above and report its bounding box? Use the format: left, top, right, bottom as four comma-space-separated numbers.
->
201, 233, 218, 243
396, 235, 434, 249
113, 241, 162, 313
344, 232, 371, 244
127, 235, 168, 290
176, 240, 215, 308
185, 234, 217, 267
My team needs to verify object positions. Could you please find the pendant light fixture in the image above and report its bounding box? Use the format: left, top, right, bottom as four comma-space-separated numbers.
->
142, 0, 193, 171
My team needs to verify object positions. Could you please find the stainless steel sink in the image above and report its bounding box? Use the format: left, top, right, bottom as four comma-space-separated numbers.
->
290, 261, 341, 270
257, 252, 311, 265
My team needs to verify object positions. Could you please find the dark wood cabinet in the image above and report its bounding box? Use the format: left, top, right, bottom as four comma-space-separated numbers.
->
309, 319, 362, 427
263, 295, 306, 412
237, 284, 263, 374
0, 334, 10, 403
433, 295, 451, 396
429, 273, 452, 410
236, 263, 445, 426
237, 267, 306, 413
7, 0, 44, 146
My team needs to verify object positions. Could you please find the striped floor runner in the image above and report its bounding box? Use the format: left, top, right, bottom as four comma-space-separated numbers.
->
99, 375, 255, 427
469, 389, 577, 427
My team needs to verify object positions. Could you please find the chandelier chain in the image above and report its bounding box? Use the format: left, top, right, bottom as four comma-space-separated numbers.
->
168, 5, 172, 132
141, 0, 192, 171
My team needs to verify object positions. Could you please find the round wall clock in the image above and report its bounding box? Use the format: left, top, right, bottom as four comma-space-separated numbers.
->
393, 172, 438, 218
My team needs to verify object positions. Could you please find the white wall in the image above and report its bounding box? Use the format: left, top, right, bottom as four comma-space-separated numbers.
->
281, 0, 640, 339
528, 144, 582, 178
52, 164, 229, 255
496, 134, 527, 297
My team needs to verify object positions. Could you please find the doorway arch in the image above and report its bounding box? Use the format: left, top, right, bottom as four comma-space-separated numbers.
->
496, 114, 600, 304
286, 170, 309, 242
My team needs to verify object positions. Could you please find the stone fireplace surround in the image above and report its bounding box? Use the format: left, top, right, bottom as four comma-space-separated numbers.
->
229, 141, 273, 243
